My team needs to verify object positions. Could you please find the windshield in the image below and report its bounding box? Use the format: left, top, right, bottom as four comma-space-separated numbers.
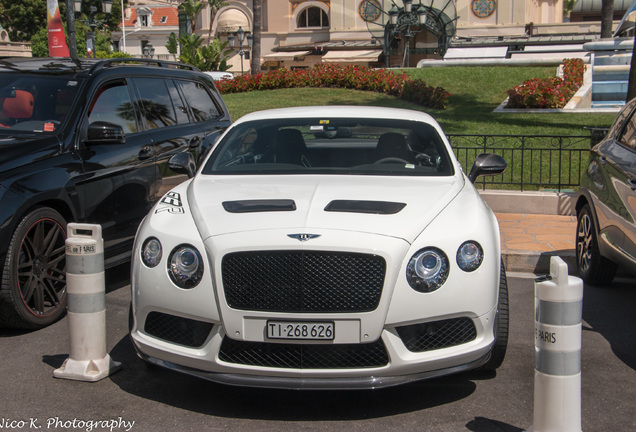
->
0, 74, 81, 133
203, 117, 454, 176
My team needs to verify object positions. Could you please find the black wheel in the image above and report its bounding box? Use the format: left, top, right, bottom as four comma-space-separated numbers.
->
576, 204, 617, 284
0, 207, 67, 329
480, 259, 509, 371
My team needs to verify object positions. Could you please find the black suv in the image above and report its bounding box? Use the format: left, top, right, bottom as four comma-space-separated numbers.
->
576, 97, 636, 284
0, 57, 231, 329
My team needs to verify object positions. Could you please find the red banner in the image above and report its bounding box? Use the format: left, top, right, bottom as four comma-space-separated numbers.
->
47, 0, 70, 57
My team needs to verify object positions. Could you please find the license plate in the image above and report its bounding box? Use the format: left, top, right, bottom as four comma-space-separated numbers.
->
267, 321, 335, 340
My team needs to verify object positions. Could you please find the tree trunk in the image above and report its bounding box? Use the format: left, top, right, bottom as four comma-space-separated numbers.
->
251, 0, 262, 74
601, 0, 614, 39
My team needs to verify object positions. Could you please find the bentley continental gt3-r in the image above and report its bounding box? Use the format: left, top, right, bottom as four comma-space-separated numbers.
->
130, 106, 509, 390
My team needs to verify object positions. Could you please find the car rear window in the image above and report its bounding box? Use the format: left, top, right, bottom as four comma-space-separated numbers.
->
202, 117, 454, 176
0, 75, 82, 133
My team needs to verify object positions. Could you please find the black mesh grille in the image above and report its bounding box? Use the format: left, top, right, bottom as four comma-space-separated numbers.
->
218, 337, 389, 369
144, 312, 213, 348
222, 251, 386, 312
396, 318, 477, 352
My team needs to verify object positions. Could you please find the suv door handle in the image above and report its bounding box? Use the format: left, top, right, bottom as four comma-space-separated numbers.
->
138, 146, 153, 160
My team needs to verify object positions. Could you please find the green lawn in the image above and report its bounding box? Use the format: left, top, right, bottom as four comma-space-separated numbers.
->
222, 66, 618, 136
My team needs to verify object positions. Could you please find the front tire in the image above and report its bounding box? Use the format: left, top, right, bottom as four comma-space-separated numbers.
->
480, 259, 509, 371
576, 203, 617, 284
0, 207, 67, 329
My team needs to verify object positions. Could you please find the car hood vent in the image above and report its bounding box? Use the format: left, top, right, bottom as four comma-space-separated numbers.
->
223, 199, 297, 213
324, 200, 406, 215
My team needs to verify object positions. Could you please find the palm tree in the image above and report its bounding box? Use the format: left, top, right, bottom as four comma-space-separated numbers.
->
251, 0, 262, 74
600, 0, 614, 39
207, 0, 228, 42
180, 0, 205, 33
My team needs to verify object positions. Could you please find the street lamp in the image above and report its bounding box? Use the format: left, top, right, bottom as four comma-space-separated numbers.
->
71, 0, 113, 58
227, 26, 252, 75
361, 0, 457, 67
142, 43, 155, 59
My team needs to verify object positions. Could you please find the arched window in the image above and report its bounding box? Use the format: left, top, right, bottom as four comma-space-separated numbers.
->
297, 6, 329, 28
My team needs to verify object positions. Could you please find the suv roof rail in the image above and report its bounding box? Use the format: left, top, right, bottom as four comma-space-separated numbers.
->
89, 58, 201, 75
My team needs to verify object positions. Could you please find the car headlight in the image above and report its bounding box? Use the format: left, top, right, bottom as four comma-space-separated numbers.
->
456, 241, 483, 272
168, 245, 204, 288
141, 238, 162, 268
406, 248, 449, 292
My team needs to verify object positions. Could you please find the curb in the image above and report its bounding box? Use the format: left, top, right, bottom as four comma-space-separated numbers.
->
502, 250, 576, 275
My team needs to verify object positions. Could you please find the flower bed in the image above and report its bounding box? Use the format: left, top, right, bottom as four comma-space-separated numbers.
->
215, 64, 451, 110
505, 58, 585, 109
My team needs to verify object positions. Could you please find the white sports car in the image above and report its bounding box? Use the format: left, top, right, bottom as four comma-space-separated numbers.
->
130, 106, 508, 390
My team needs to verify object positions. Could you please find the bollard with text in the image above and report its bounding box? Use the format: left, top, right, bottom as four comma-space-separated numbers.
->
54, 223, 122, 382
528, 256, 583, 432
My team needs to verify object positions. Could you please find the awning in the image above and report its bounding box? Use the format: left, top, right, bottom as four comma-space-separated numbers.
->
262, 51, 311, 61
321, 50, 382, 63
216, 9, 249, 33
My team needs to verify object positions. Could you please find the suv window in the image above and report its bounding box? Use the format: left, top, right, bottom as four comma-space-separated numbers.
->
166, 79, 190, 124
177, 80, 220, 121
88, 82, 138, 134
134, 77, 178, 129
0, 75, 81, 133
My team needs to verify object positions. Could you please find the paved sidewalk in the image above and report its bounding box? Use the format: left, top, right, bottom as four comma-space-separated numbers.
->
496, 213, 577, 274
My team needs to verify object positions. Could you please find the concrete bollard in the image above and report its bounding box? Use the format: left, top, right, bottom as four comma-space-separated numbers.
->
54, 223, 121, 382
528, 256, 583, 432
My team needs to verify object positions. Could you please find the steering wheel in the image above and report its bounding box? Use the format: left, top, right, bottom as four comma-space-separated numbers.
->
374, 157, 411, 165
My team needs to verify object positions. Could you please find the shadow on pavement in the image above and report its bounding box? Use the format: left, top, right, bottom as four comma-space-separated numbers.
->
106, 333, 494, 421
466, 417, 524, 432
582, 276, 636, 371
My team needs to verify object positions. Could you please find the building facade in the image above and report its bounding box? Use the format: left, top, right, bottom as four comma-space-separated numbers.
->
119, 0, 598, 72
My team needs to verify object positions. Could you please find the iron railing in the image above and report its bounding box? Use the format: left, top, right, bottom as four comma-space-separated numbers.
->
447, 134, 594, 191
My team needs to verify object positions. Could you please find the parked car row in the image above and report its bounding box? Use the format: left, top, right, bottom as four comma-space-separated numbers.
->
11, 55, 633, 391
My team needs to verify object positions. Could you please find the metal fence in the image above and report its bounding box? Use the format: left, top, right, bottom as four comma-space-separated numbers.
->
447, 134, 595, 191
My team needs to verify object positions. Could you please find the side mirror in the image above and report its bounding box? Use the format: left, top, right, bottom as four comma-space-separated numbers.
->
468, 153, 507, 183
168, 152, 196, 178
87, 121, 125, 144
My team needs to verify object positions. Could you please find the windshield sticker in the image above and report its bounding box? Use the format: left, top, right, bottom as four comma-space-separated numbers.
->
44, 123, 55, 132
319, 120, 330, 124
155, 192, 185, 214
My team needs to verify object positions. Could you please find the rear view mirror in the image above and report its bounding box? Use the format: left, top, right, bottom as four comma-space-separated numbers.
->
87, 121, 125, 144
468, 153, 507, 183
168, 152, 196, 178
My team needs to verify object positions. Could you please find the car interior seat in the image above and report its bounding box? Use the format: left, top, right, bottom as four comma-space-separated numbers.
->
0, 90, 34, 127
375, 132, 412, 162
273, 128, 313, 167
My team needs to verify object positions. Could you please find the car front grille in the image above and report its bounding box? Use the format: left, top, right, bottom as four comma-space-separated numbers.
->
218, 337, 389, 369
144, 312, 214, 348
396, 318, 477, 352
221, 251, 386, 313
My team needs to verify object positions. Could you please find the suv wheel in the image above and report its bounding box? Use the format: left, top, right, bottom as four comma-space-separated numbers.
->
0, 207, 67, 329
576, 204, 617, 285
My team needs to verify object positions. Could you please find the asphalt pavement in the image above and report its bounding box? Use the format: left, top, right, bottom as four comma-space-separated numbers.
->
1, 265, 634, 432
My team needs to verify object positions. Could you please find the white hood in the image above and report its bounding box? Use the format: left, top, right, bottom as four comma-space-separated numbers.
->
188, 174, 464, 243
